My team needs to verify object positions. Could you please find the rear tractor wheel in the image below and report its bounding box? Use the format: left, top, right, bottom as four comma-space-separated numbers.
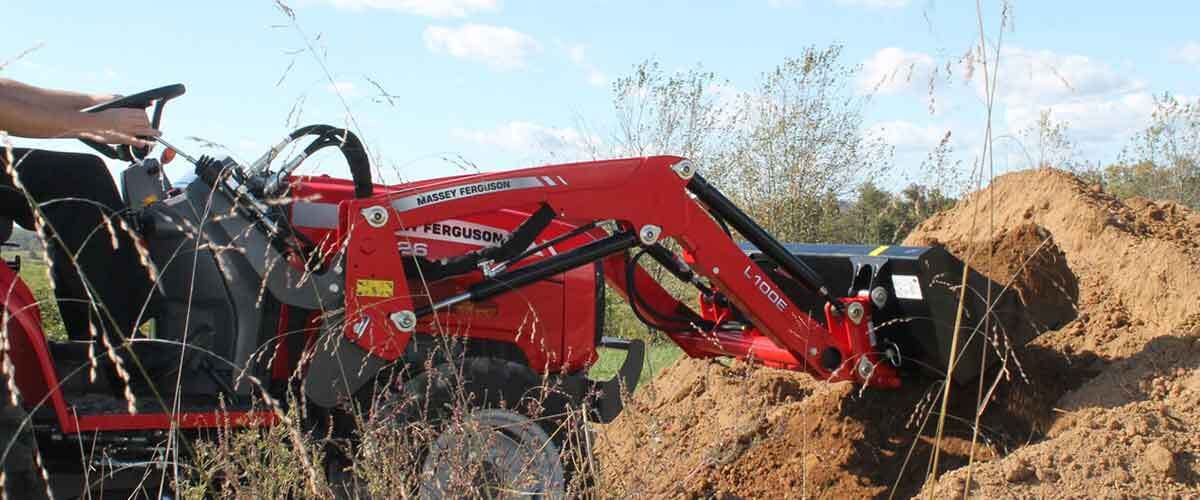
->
370, 357, 592, 499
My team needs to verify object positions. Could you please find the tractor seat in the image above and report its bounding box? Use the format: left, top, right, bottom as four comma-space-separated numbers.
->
49, 339, 193, 397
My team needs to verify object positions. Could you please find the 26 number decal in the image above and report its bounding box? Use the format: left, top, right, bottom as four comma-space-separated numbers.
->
398, 241, 429, 257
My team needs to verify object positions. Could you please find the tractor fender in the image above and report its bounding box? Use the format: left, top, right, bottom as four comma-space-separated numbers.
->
303, 334, 388, 408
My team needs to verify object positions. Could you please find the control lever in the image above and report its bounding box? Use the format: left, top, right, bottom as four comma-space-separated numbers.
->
153, 137, 199, 165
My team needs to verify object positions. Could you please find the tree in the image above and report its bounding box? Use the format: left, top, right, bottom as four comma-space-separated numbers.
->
840, 181, 901, 244
1106, 93, 1200, 207
608, 47, 892, 244
1016, 109, 1079, 171
718, 46, 892, 242
836, 181, 956, 246
610, 61, 731, 168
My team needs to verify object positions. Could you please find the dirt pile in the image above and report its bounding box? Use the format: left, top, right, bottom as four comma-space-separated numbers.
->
912, 222, 1080, 342
595, 359, 868, 498
911, 169, 1200, 497
596, 168, 1200, 498
912, 169, 1200, 336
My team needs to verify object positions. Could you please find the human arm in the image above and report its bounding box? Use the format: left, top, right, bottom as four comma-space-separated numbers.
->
0, 78, 158, 145
0, 78, 113, 110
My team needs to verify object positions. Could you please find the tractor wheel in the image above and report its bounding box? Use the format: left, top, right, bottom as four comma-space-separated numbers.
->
0, 386, 49, 500
375, 357, 593, 499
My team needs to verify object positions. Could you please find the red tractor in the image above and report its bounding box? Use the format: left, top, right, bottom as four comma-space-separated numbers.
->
0, 85, 1021, 498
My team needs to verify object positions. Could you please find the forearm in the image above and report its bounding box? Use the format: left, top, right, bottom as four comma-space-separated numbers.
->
0, 78, 154, 145
0, 86, 102, 139
0, 78, 105, 111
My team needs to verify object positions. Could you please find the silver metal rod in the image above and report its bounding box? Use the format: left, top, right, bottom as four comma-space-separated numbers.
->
429, 292, 471, 312
153, 137, 198, 164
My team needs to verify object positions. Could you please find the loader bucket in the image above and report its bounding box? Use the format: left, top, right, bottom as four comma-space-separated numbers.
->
745, 243, 1041, 385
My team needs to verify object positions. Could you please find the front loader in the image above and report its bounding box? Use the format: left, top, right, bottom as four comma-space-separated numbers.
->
0, 84, 1028, 498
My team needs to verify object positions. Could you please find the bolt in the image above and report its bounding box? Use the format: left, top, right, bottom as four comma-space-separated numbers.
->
390, 310, 417, 332
329, 283, 340, 293
712, 266, 720, 275
361, 206, 389, 228
671, 160, 695, 179
639, 225, 662, 245
857, 357, 875, 380
846, 302, 865, 325
869, 286, 888, 308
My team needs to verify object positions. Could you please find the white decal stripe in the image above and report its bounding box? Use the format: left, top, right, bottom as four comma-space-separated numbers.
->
391, 176, 545, 211
542, 176, 556, 186
395, 219, 512, 248
556, 176, 568, 185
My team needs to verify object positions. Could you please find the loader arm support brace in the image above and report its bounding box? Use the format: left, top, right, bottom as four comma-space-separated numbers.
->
332, 156, 899, 387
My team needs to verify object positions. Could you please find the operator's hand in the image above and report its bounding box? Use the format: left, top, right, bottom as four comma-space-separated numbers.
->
76, 108, 160, 147
87, 93, 121, 107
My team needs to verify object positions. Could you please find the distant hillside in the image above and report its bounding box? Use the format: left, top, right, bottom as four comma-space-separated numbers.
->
7, 227, 44, 254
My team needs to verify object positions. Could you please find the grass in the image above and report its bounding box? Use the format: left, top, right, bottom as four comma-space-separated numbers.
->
1, 224, 682, 497
3, 250, 65, 340
588, 341, 683, 389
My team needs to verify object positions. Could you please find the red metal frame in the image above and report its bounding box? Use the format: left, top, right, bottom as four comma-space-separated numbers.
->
289, 175, 605, 372
3, 153, 899, 437
328, 155, 897, 387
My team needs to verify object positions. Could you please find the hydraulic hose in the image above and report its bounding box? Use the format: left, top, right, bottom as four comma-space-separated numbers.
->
286, 125, 373, 198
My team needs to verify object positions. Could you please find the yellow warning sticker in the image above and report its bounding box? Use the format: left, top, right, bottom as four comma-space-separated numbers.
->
868, 245, 889, 256
356, 279, 394, 298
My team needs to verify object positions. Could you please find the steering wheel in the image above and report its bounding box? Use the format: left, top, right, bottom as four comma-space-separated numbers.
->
79, 84, 186, 162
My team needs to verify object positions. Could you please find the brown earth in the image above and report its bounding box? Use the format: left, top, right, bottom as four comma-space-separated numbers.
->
595, 168, 1200, 498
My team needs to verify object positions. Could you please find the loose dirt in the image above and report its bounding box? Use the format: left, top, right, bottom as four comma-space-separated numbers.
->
595, 168, 1200, 498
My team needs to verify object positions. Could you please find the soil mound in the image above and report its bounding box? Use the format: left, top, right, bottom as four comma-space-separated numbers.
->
910, 168, 1200, 335
596, 168, 1200, 498
909, 169, 1200, 497
911, 222, 1080, 341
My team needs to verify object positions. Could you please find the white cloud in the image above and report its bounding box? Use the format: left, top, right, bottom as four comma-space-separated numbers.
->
423, 24, 541, 71
1005, 93, 1158, 148
1170, 42, 1200, 67
977, 47, 1149, 149
867, 120, 950, 153
858, 45, 1150, 151
566, 44, 608, 87
862, 45, 1139, 106
453, 121, 599, 160
985, 47, 1142, 107
858, 47, 938, 95
319, 0, 498, 18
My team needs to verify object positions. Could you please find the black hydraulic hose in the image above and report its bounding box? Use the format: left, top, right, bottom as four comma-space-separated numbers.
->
416, 231, 639, 317
480, 204, 555, 264
470, 232, 638, 299
289, 125, 373, 198
625, 250, 712, 333
642, 243, 715, 297
686, 173, 842, 311
506, 220, 599, 267
406, 204, 556, 282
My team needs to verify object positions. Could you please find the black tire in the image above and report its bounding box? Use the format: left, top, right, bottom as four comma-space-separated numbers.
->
0, 385, 50, 500
375, 357, 594, 499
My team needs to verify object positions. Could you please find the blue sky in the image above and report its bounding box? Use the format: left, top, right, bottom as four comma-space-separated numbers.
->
2, 0, 1197, 189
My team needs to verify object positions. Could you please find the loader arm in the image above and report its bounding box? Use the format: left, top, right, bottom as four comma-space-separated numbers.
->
332, 155, 899, 388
